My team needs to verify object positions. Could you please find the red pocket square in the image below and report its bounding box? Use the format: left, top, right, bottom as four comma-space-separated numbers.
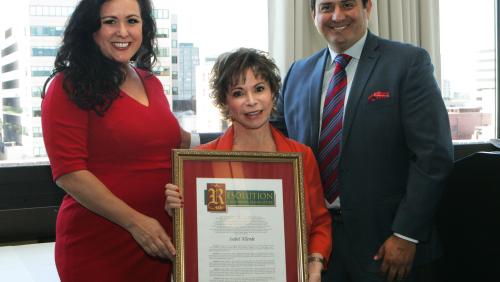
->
368, 91, 390, 102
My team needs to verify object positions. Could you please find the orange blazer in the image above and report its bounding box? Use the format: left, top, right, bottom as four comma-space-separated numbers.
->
198, 125, 332, 261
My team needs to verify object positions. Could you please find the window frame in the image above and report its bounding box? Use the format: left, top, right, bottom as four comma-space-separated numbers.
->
0, 0, 498, 164
496, 0, 499, 138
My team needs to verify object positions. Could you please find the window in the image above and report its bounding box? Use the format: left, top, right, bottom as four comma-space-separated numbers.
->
0, 0, 268, 164
30, 26, 64, 36
2, 79, 19, 89
2, 97, 22, 114
1, 43, 17, 57
5, 28, 12, 39
30, 5, 74, 17
153, 9, 169, 19
32, 87, 42, 97
157, 47, 170, 57
157, 28, 169, 38
439, 0, 497, 141
33, 126, 43, 137
33, 146, 47, 157
31, 66, 52, 77
32, 47, 58, 56
153, 66, 170, 76
2, 61, 18, 73
32, 106, 42, 117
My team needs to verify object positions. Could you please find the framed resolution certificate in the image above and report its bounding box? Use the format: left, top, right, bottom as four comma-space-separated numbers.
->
172, 149, 308, 282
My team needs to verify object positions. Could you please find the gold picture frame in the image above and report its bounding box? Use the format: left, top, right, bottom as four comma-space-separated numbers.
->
172, 149, 308, 282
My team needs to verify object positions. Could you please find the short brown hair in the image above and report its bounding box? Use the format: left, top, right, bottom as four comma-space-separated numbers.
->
209, 48, 281, 120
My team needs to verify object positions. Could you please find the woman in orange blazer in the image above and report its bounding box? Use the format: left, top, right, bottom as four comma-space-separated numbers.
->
165, 48, 331, 281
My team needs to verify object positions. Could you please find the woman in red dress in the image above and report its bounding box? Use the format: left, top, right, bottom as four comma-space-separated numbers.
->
41, 0, 188, 280
165, 48, 332, 282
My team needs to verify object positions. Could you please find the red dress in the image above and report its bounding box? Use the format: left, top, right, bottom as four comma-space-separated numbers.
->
42, 68, 179, 282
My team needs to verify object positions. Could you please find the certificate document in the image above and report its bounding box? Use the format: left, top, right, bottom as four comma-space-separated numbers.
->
196, 178, 286, 282
172, 150, 308, 282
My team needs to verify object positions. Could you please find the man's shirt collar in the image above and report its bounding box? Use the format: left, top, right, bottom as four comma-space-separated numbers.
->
327, 30, 368, 64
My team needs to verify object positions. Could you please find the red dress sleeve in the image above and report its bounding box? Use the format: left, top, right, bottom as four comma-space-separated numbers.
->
41, 74, 89, 181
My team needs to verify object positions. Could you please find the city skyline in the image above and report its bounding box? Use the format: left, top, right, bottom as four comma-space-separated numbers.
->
439, 0, 496, 141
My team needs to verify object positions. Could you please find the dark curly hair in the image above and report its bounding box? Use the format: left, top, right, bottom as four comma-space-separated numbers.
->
42, 0, 158, 115
209, 48, 281, 120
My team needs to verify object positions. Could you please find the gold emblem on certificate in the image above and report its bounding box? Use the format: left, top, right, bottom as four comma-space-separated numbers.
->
206, 183, 227, 212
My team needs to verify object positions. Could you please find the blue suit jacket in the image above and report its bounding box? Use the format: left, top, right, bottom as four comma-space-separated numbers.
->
273, 31, 454, 271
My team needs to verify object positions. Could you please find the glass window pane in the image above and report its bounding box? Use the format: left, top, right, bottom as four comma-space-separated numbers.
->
439, 0, 497, 141
0, 0, 268, 164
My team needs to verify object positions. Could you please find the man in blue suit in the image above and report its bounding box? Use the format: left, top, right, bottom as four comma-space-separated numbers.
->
272, 0, 454, 281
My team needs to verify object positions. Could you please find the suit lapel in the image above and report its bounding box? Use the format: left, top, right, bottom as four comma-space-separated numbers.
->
342, 32, 380, 148
310, 48, 330, 153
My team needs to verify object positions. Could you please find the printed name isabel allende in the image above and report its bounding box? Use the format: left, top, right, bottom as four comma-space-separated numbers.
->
229, 236, 256, 241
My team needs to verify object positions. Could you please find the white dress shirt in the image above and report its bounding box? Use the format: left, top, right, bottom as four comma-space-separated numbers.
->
319, 31, 367, 209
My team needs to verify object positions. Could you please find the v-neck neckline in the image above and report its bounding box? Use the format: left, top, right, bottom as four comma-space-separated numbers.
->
121, 67, 150, 108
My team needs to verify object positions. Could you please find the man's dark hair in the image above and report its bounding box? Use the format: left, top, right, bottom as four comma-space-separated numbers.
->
209, 48, 281, 120
310, 0, 369, 11
42, 0, 158, 116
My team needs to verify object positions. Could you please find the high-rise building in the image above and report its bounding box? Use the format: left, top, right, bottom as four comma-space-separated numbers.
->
173, 42, 199, 131
442, 79, 451, 100
176, 43, 199, 112
153, 5, 176, 106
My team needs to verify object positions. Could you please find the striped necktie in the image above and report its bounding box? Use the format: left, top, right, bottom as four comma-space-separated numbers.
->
318, 54, 351, 204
